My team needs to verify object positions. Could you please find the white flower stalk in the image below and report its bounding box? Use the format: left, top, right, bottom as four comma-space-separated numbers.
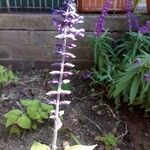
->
47, 1, 84, 150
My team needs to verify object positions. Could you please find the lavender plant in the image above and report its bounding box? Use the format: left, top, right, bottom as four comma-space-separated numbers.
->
114, 0, 150, 66
109, 1, 150, 112
90, 0, 115, 84
110, 52, 150, 112
126, 0, 140, 31
139, 20, 150, 34
95, 0, 113, 36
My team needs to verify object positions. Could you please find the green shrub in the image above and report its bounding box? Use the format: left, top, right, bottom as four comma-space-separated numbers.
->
115, 32, 150, 67
110, 52, 150, 112
4, 99, 54, 135
90, 30, 116, 83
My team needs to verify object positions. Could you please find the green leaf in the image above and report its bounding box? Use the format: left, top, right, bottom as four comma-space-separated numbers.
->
10, 126, 21, 136
112, 70, 136, 97
21, 99, 40, 108
32, 124, 38, 130
31, 142, 50, 150
0, 65, 17, 84
41, 103, 54, 112
65, 145, 97, 150
27, 106, 38, 119
20, 99, 33, 107
5, 114, 19, 127
4, 109, 23, 118
17, 114, 31, 129
40, 111, 49, 119
129, 76, 140, 104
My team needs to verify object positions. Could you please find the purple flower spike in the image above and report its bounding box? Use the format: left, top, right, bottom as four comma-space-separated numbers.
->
145, 72, 150, 82
126, 0, 140, 31
139, 20, 150, 34
95, 0, 113, 36
48, 2, 85, 149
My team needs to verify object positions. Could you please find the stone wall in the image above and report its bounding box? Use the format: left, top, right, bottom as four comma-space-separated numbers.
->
0, 14, 149, 70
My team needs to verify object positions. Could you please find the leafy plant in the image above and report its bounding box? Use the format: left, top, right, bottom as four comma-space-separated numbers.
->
4, 109, 31, 136
21, 99, 53, 125
110, 52, 150, 111
90, 30, 115, 83
4, 99, 54, 135
115, 32, 150, 67
100, 133, 118, 147
0, 65, 17, 85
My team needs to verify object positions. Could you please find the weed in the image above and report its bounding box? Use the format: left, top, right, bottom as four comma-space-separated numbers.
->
0, 65, 18, 85
4, 99, 54, 135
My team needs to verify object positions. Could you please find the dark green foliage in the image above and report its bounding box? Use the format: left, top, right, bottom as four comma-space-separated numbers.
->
21, 99, 54, 123
0, 65, 18, 85
4, 109, 31, 136
91, 30, 150, 112
110, 52, 150, 111
90, 30, 115, 83
115, 32, 150, 67
4, 99, 54, 135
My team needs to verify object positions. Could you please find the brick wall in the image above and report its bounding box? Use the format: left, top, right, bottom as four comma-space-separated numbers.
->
0, 14, 149, 70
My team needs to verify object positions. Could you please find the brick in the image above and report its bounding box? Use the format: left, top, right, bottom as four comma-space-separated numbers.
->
0, 47, 10, 58
7, 46, 53, 60
0, 14, 149, 31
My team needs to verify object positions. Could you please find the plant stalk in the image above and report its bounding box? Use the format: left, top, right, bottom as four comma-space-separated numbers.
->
52, 27, 67, 150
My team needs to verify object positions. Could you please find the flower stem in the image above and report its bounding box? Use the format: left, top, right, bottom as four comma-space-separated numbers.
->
52, 27, 67, 150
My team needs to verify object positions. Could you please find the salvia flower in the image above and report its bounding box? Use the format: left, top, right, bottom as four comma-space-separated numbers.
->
134, 58, 142, 66
81, 70, 93, 80
95, 0, 113, 36
139, 20, 150, 34
48, 1, 84, 150
145, 72, 150, 82
126, 0, 140, 31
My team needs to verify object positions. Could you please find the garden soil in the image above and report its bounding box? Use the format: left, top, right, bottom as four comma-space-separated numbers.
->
0, 70, 150, 150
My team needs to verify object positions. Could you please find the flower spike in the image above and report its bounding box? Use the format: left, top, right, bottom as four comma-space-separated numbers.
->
47, 1, 84, 150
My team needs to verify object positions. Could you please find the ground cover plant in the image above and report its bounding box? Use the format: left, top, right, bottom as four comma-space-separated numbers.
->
0, 65, 17, 86
4, 99, 54, 136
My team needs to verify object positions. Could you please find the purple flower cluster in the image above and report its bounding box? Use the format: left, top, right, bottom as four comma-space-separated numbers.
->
139, 21, 150, 34
95, 0, 113, 36
145, 72, 150, 82
126, 0, 140, 31
48, 1, 84, 150
134, 58, 141, 66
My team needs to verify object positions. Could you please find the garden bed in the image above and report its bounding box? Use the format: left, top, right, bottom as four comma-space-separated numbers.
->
0, 69, 150, 150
